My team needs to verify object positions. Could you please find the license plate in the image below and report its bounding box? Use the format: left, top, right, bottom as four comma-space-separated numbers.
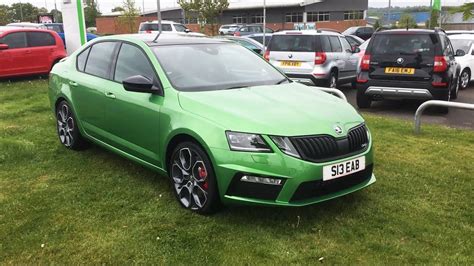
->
280, 61, 302, 67
323, 156, 365, 181
385, 67, 415, 75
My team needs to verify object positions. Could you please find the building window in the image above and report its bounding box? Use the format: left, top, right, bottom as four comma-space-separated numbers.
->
344, 10, 364, 20
183, 17, 198, 24
307, 12, 330, 22
251, 14, 264, 23
285, 12, 303, 23
233, 15, 247, 24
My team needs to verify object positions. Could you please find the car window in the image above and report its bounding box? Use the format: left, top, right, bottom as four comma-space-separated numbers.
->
329, 36, 342, 52
444, 36, 454, 57
46, 25, 62, 33
0, 32, 27, 49
76, 46, 91, 72
340, 37, 352, 52
240, 27, 249, 32
370, 34, 436, 56
84, 42, 117, 79
153, 43, 286, 92
345, 36, 358, 47
268, 35, 316, 52
27, 32, 55, 47
114, 43, 156, 83
174, 24, 188, 32
140, 23, 172, 31
235, 39, 259, 50
450, 39, 473, 54
250, 26, 262, 33
320, 35, 332, 52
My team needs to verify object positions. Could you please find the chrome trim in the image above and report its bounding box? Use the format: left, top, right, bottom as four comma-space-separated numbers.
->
365, 86, 433, 99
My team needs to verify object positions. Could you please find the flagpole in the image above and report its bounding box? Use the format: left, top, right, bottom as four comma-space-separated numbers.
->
263, 0, 266, 54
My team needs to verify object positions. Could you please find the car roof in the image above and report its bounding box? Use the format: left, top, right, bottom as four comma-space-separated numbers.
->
449, 34, 474, 40
0, 26, 56, 35
376, 29, 440, 34
273, 30, 342, 36
100, 34, 233, 46
7, 22, 44, 27
247, 33, 273, 37
141, 20, 181, 24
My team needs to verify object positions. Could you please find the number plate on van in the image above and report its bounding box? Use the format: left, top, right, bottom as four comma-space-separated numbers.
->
385, 67, 415, 74
280, 61, 302, 67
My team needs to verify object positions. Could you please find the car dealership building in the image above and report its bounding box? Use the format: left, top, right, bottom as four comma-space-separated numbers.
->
97, 0, 368, 35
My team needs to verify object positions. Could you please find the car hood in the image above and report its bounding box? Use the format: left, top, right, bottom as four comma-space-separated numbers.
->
178, 82, 364, 137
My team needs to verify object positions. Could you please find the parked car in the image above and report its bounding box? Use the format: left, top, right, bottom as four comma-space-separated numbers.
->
48, 34, 375, 214
342, 26, 374, 41
43, 23, 97, 45
265, 30, 360, 87
6, 22, 47, 29
218, 24, 239, 35
345, 34, 365, 49
446, 30, 474, 36
0, 27, 66, 78
215, 35, 264, 54
356, 29, 462, 112
449, 34, 474, 90
355, 38, 370, 72
138, 21, 206, 37
233, 24, 274, 37
247, 33, 273, 46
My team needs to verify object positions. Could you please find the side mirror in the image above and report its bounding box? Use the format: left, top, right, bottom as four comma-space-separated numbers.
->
0, 43, 9, 50
184, 29, 191, 33
471, 50, 474, 56
455, 49, 466, 57
122, 75, 159, 94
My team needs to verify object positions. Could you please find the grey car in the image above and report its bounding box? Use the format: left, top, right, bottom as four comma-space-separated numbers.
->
233, 24, 274, 37
265, 30, 359, 87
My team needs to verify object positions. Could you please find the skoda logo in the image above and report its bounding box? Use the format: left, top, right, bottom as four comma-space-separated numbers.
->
396, 57, 405, 65
288, 54, 293, 59
334, 125, 343, 135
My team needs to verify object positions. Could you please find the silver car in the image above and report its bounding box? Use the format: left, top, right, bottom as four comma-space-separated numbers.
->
265, 30, 359, 87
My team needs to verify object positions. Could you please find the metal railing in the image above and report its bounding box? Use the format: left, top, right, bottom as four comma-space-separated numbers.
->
314, 87, 348, 102
414, 100, 474, 134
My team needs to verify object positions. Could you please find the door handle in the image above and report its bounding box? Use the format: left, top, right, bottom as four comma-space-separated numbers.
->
105, 92, 116, 99
69, 81, 78, 87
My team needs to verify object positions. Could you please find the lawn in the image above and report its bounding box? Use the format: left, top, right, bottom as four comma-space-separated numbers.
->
1, 79, 473, 264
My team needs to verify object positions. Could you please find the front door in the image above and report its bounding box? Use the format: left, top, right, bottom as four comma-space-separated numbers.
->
104, 42, 162, 166
26, 31, 57, 73
0, 32, 31, 77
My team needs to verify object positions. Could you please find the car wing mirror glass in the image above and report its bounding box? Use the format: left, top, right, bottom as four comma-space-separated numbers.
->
352, 47, 360, 53
123, 75, 157, 94
455, 49, 466, 57
0, 43, 9, 50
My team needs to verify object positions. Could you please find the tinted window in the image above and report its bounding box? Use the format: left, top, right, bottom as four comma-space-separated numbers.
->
329, 36, 342, 52
114, 43, 156, 83
451, 39, 473, 54
85, 42, 117, 79
153, 44, 286, 91
370, 34, 437, 56
340, 37, 352, 52
0, 32, 27, 49
77, 47, 90, 72
139, 23, 172, 31
269, 35, 316, 52
46, 24, 62, 33
174, 24, 188, 32
27, 32, 55, 47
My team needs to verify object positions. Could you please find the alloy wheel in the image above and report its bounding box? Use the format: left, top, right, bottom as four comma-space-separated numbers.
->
460, 71, 469, 89
329, 74, 337, 88
57, 103, 75, 147
171, 147, 209, 210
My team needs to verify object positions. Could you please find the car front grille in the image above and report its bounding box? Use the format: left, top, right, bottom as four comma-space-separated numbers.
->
290, 124, 369, 163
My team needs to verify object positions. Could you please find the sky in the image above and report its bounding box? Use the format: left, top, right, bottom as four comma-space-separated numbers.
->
1, 0, 471, 13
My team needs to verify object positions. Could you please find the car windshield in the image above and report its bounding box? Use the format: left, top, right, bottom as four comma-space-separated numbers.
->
174, 24, 188, 32
370, 34, 437, 56
450, 39, 472, 54
153, 43, 286, 92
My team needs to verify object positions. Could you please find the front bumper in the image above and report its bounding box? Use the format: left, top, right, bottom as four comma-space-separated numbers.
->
210, 138, 375, 207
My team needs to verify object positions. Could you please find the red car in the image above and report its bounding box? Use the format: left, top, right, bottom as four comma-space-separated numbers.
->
0, 27, 66, 78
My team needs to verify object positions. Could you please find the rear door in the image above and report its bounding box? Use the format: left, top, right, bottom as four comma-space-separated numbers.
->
328, 35, 346, 76
339, 36, 358, 80
0, 32, 30, 77
368, 33, 437, 81
267, 34, 317, 74
26, 31, 57, 73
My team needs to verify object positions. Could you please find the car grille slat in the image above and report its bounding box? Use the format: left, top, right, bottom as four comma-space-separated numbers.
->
290, 124, 369, 163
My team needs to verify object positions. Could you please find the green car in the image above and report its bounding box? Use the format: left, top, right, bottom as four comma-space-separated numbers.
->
48, 34, 375, 214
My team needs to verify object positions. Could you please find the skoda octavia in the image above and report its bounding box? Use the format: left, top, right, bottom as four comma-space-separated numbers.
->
48, 35, 375, 214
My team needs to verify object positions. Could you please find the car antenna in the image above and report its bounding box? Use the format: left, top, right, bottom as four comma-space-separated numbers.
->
152, 0, 162, 42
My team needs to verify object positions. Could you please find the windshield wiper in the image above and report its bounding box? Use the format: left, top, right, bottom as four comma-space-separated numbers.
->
275, 78, 289, 85
223, 85, 249, 90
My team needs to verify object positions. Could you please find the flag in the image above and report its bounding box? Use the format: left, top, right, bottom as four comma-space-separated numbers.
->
433, 0, 441, 11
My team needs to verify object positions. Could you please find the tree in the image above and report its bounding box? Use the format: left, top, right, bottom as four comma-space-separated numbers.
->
50, 9, 63, 23
178, 0, 229, 34
0, 5, 13, 25
398, 13, 417, 29
450, 2, 474, 21
84, 0, 101, 27
373, 20, 381, 30
10, 2, 39, 22
119, 0, 140, 33
112, 6, 125, 12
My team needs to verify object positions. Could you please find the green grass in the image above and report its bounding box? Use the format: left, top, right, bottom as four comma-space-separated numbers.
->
1, 79, 473, 264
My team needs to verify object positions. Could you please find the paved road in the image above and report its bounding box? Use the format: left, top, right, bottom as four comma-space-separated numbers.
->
336, 84, 474, 130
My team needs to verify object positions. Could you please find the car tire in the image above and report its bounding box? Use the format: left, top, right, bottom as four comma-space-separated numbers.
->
450, 76, 459, 100
356, 88, 372, 108
55, 101, 88, 150
325, 71, 338, 88
459, 69, 470, 90
169, 141, 221, 214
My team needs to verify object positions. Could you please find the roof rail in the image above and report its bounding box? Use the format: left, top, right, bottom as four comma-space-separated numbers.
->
316, 28, 341, 34
434, 27, 446, 33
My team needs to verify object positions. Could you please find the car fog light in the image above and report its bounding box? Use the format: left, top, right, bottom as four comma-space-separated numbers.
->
240, 175, 283, 185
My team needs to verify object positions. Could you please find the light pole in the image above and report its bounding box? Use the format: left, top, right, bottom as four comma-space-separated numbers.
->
153, 0, 162, 42
429, 0, 433, 28
263, 0, 266, 53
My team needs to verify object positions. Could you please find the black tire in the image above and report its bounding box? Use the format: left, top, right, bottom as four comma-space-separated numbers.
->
325, 71, 338, 88
168, 141, 221, 214
55, 101, 88, 150
450, 76, 459, 100
356, 87, 372, 108
459, 69, 470, 90
433, 93, 450, 114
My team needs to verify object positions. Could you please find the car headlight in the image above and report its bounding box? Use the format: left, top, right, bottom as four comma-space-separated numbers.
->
270, 136, 300, 158
226, 131, 271, 152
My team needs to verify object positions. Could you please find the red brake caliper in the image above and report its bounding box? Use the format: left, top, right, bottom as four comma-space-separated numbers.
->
198, 166, 208, 190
